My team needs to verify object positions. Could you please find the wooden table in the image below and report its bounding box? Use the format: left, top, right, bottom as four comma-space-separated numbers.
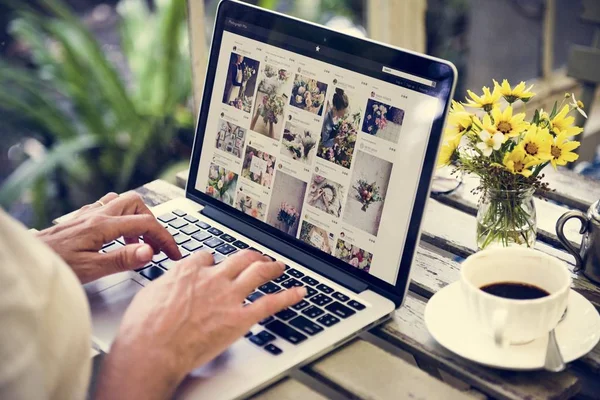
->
129, 167, 600, 400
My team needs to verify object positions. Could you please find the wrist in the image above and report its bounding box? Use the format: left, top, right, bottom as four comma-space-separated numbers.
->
96, 336, 185, 400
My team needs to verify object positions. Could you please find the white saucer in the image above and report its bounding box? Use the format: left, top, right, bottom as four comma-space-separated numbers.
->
424, 282, 600, 370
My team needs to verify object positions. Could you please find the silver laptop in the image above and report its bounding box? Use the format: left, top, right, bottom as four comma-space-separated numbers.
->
85, 1, 456, 398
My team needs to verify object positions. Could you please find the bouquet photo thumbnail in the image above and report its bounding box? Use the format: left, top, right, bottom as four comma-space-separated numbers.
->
223, 52, 260, 113
251, 64, 291, 139
205, 163, 238, 205
266, 171, 307, 236
242, 146, 276, 188
290, 74, 327, 115
235, 192, 266, 220
361, 99, 405, 144
299, 220, 334, 254
335, 239, 373, 273
281, 122, 317, 164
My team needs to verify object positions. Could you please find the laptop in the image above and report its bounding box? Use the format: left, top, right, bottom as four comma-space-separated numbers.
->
85, 1, 456, 398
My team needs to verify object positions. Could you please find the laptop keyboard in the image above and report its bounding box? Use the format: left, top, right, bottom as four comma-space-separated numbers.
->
101, 208, 366, 356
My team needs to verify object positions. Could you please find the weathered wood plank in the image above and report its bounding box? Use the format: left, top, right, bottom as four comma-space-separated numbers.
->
250, 378, 328, 400
421, 198, 600, 311
309, 339, 475, 400
432, 175, 583, 249
543, 167, 600, 211
375, 295, 581, 400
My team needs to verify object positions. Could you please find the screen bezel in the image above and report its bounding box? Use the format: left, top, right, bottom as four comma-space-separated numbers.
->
186, 0, 456, 305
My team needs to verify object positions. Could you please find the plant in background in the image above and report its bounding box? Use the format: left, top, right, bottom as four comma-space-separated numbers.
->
438, 80, 586, 249
0, 0, 194, 227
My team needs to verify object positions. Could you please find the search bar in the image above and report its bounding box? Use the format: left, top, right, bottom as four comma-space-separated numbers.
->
382, 66, 436, 87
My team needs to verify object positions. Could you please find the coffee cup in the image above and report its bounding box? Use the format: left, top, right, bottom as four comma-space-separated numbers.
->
461, 248, 571, 346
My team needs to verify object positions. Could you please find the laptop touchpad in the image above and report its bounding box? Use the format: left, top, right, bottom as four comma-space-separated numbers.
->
89, 278, 143, 351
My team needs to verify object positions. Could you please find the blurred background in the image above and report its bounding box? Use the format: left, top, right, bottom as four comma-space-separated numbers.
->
1, 0, 599, 228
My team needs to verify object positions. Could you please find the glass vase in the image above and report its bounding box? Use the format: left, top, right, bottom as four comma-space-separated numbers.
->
476, 188, 537, 250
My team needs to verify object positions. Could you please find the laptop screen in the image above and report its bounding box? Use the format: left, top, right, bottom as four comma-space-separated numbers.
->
190, 5, 454, 289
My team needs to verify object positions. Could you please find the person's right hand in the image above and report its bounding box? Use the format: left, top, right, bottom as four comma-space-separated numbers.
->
96, 250, 306, 400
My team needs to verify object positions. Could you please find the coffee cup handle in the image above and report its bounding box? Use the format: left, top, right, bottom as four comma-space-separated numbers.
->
556, 211, 588, 272
492, 309, 509, 347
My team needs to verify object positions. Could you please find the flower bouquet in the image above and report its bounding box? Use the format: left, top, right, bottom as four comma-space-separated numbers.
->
318, 111, 360, 168
290, 76, 326, 113
277, 201, 299, 234
352, 179, 382, 211
438, 79, 586, 249
258, 65, 290, 94
363, 102, 388, 135
229, 96, 253, 113
206, 165, 237, 205
336, 240, 373, 272
283, 129, 317, 162
258, 93, 285, 125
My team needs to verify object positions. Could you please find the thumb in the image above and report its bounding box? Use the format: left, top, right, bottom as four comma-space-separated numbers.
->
101, 243, 154, 273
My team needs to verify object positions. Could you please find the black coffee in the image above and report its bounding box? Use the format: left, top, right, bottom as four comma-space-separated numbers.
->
480, 282, 550, 300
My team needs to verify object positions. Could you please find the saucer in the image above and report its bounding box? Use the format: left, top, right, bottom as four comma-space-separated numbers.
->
424, 282, 600, 370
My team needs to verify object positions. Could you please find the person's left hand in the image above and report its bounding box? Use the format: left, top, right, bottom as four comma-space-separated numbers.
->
36, 192, 181, 284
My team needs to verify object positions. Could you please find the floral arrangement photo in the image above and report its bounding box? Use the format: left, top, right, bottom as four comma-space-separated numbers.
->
438, 79, 586, 249
251, 64, 291, 139
335, 239, 373, 272
318, 111, 361, 169
299, 220, 334, 254
307, 174, 344, 217
276, 201, 299, 234
205, 163, 238, 205
235, 193, 266, 220
229, 96, 253, 113
290, 74, 327, 115
281, 123, 317, 164
257, 64, 290, 94
363, 101, 388, 134
241, 147, 276, 188
361, 99, 405, 144
352, 179, 382, 211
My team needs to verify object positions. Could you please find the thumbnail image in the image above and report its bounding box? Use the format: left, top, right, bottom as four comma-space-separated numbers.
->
241, 146, 276, 188
342, 150, 393, 236
205, 163, 238, 206
306, 174, 345, 217
215, 119, 246, 158
317, 87, 362, 169
280, 121, 318, 165
289, 74, 328, 116
235, 191, 266, 221
250, 64, 292, 140
266, 171, 307, 236
361, 99, 405, 144
299, 220, 335, 254
335, 239, 374, 273
222, 53, 260, 113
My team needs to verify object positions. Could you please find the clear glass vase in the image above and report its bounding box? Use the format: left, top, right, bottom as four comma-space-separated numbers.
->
476, 188, 537, 250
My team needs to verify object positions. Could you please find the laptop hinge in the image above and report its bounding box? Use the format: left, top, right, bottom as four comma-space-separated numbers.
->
201, 205, 369, 293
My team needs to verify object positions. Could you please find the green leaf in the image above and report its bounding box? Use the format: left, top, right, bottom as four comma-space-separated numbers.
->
532, 109, 540, 125
0, 135, 98, 208
549, 101, 558, 120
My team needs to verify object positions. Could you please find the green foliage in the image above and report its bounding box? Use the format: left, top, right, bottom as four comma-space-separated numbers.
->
0, 0, 194, 226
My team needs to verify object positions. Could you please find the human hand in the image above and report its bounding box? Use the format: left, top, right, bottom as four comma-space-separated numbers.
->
36, 192, 181, 283
97, 250, 306, 400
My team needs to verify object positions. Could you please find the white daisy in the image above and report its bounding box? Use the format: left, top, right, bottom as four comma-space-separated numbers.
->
476, 130, 504, 157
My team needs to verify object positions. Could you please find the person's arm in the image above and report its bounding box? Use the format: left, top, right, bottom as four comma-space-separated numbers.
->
95, 251, 306, 400
35, 192, 181, 284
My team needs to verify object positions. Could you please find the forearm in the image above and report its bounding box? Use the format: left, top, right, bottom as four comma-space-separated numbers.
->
95, 339, 182, 400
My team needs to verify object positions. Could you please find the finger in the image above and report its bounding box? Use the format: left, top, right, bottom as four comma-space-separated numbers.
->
234, 261, 285, 294
97, 243, 154, 274
181, 250, 215, 268
100, 214, 181, 260
124, 236, 140, 245
217, 250, 268, 279
103, 192, 153, 218
244, 287, 307, 323
75, 192, 119, 217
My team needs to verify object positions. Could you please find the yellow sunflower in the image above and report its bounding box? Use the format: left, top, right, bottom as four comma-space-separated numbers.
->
437, 133, 462, 167
550, 132, 580, 169
503, 146, 538, 177
520, 125, 553, 162
493, 79, 535, 103
464, 86, 502, 112
488, 106, 529, 140
550, 105, 584, 136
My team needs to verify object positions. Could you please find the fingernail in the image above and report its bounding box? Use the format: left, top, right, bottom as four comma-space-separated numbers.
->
136, 244, 153, 262
299, 287, 307, 297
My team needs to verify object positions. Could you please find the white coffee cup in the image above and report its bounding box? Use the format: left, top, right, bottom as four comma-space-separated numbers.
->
461, 247, 571, 345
